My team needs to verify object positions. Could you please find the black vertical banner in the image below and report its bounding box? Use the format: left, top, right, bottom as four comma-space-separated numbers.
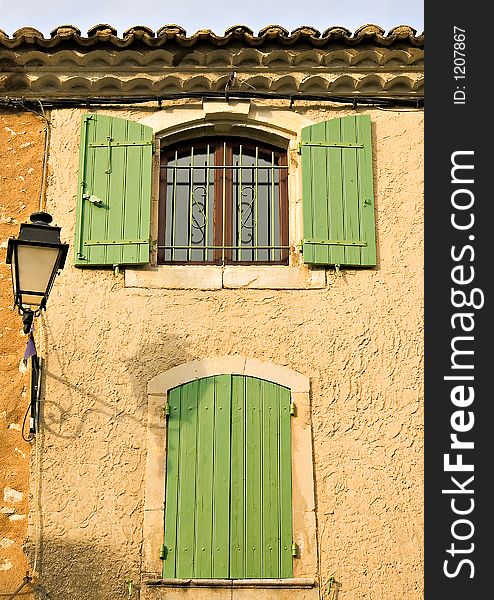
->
425, 4, 491, 599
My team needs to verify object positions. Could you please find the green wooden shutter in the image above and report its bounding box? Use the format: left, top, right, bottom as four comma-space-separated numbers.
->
230, 377, 293, 579
301, 114, 376, 266
163, 375, 293, 579
74, 114, 153, 267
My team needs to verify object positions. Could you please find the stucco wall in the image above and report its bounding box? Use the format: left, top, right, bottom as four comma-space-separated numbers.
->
0, 109, 44, 598
26, 102, 423, 599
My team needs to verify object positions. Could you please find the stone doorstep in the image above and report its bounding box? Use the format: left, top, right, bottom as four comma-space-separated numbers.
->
144, 577, 316, 588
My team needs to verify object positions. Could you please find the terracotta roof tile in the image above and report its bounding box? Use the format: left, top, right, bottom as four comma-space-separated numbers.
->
155, 24, 187, 37
290, 26, 321, 38
258, 25, 290, 37
0, 23, 423, 101
86, 24, 118, 37
49, 25, 81, 38
224, 25, 255, 37
12, 26, 44, 39
354, 24, 385, 37
122, 25, 156, 38
0, 23, 424, 49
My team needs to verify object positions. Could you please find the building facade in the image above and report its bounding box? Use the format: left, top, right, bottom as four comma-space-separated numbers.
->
0, 24, 424, 600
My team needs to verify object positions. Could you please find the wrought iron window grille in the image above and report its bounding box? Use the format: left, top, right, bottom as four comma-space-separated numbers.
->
158, 139, 289, 265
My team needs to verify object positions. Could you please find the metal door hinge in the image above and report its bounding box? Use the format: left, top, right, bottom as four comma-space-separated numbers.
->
88, 140, 153, 148
160, 544, 167, 560
84, 239, 149, 246
303, 238, 367, 247
297, 141, 364, 154
291, 542, 298, 557
164, 403, 170, 418
290, 401, 296, 416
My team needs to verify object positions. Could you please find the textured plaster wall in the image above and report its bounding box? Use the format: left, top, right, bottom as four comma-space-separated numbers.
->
28, 103, 423, 599
0, 110, 44, 598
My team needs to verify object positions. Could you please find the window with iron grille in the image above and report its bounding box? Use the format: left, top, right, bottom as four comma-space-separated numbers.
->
158, 139, 289, 264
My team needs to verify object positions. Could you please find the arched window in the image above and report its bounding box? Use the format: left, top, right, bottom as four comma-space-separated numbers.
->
158, 138, 289, 265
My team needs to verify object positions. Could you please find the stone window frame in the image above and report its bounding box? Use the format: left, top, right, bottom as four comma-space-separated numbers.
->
124, 100, 327, 290
142, 356, 318, 590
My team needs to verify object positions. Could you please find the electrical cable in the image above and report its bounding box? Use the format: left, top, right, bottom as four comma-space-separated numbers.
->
8, 100, 51, 211
32, 427, 40, 577
32, 316, 48, 580
21, 401, 33, 443
0, 91, 424, 110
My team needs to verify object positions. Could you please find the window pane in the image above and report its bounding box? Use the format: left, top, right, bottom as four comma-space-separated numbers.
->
233, 144, 256, 262
255, 148, 274, 262
164, 146, 214, 262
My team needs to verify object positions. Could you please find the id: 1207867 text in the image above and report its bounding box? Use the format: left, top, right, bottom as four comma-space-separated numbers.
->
453, 26, 467, 105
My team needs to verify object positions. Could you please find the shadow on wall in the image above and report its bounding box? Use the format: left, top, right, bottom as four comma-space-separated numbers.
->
39, 321, 198, 440
27, 319, 218, 599
25, 538, 140, 600
32, 297, 277, 599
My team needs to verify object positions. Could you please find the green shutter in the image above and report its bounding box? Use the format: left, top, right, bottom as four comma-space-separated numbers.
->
74, 114, 153, 267
163, 375, 293, 579
301, 114, 376, 266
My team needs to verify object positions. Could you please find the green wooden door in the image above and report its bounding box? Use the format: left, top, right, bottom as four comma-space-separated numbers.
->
163, 375, 293, 579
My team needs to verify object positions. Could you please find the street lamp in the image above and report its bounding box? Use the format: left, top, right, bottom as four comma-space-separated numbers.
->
6, 212, 68, 332
6, 212, 68, 436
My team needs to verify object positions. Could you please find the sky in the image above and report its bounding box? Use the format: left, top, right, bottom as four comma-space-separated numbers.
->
0, 1, 423, 37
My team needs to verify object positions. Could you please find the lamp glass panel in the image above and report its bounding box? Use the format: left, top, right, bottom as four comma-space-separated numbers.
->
17, 245, 60, 306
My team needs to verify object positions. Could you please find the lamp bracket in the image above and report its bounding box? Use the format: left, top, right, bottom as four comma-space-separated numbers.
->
21, 309, 34, 334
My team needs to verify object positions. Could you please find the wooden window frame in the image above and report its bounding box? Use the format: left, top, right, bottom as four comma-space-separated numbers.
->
157, 138, 289, 266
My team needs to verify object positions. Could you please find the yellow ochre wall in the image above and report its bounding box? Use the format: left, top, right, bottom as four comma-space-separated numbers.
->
2, 100, 423, 600
0, 110, 44, 599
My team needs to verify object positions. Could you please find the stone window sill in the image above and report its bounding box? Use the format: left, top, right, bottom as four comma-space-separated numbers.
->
144, 577, 316, 589
125, 265, 326, 290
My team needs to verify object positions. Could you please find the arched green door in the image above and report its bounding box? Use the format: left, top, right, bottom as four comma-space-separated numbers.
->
163, 374, 293, 579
